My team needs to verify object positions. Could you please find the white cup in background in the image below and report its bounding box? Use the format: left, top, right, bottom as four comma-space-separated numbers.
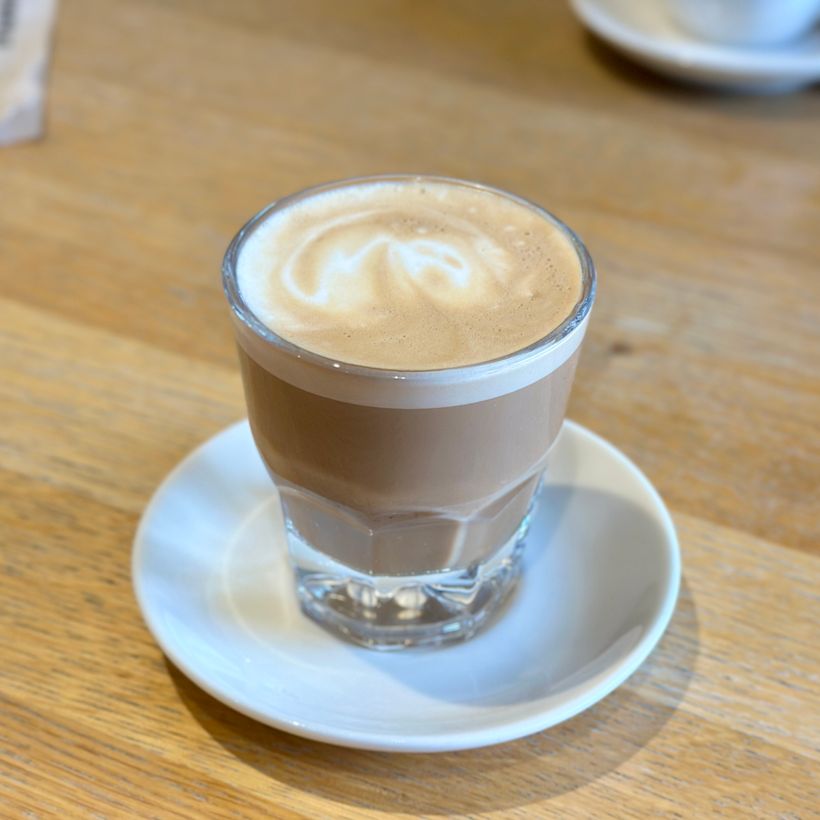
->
667, 0, 820, 47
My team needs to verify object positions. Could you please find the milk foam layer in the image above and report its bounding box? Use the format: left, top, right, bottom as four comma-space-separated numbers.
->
237, 178, 583, 370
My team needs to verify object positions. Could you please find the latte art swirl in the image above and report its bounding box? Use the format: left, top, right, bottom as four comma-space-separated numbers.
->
279, 211, 513, 318
237, 179, 582, 370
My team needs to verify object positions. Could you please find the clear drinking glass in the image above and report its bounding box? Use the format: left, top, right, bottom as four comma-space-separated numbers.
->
222, 175, 595, 649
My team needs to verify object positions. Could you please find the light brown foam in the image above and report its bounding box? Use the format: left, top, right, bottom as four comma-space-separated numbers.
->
237, 178, 583, 370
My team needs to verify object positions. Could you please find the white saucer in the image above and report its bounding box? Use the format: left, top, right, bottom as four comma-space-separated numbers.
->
570, 0, 820, 91
133, 420, 680, 753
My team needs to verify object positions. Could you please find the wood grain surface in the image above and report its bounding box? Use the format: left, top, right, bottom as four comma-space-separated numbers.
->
1, 0, 818, 817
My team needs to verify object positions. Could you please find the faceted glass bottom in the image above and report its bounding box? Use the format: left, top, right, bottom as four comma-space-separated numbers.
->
288, 508, 533, 650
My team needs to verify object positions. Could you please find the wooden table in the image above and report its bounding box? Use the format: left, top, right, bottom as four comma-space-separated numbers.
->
2, 1, 818, 816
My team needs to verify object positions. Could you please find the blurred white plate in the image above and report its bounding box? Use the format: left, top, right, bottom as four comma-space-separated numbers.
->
571, 0, 820, 91
133, 419, 680, 752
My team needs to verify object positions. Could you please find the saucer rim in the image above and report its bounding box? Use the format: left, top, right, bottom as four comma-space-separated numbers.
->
570, 0, 820, 83
132, 419, 681, 753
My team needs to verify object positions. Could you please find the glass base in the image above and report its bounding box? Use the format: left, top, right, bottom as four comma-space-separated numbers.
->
288, 510, 532, 650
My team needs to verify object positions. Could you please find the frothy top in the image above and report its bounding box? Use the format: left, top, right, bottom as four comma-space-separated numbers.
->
236, 178, 583, 370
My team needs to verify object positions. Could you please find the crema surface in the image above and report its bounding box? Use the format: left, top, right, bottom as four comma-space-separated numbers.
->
237, 178, 583, 370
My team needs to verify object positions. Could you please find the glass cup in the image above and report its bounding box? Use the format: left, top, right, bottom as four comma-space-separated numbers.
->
222, 175, 595, 649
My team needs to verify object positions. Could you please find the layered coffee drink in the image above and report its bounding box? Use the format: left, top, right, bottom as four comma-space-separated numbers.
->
223, 176, 595, 648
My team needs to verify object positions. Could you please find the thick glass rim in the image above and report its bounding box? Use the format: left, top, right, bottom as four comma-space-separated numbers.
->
222, 174, 596, 381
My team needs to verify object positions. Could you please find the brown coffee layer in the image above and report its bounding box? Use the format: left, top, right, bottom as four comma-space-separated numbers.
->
238, 345, 580, 572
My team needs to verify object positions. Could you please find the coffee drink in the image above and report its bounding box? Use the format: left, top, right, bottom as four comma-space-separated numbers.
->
223, 176, 595, 647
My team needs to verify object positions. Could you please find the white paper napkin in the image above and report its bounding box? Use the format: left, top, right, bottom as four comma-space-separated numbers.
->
0, 0, 57, 146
